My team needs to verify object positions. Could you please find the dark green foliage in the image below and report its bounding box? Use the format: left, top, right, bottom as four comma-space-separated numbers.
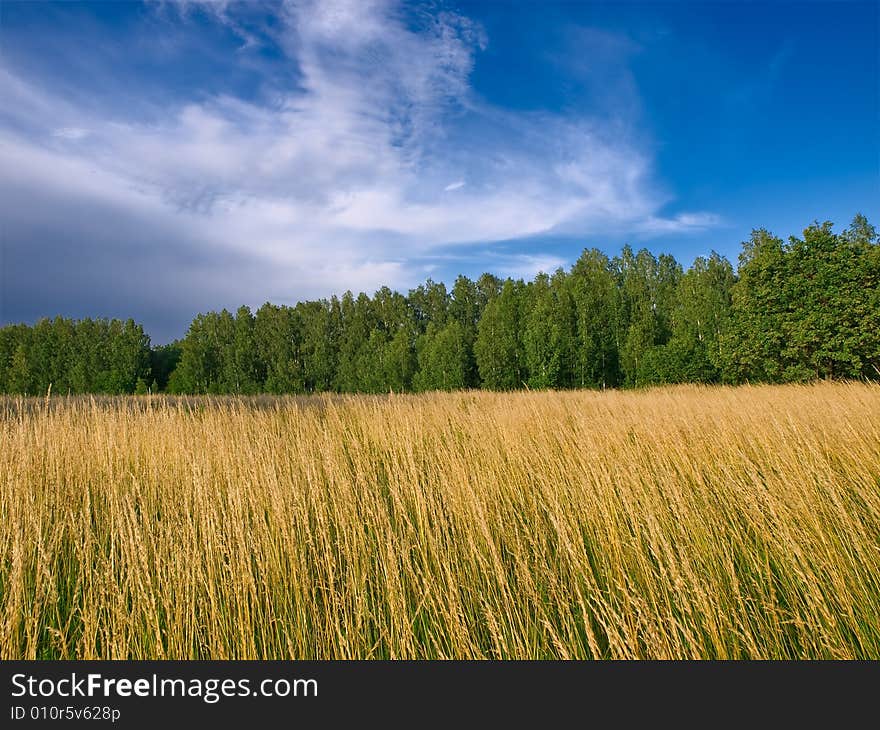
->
297, 298, 340, 393
413, 321, 470, 391
726, 215, 880, 382
382, 326, 418, 392
615, 246, 683, 386
570, 249, 620, 389
166, 313, 219, 394
1, 214, 876, 394
409, 279, 449, 329
474, 279, 526, 390
638, 253, 735, 386
523, 270, 577, 389
255, 303, 303, 394
449, 275, 482, 388
0, 317, 151, 395
149, 343, 181, 392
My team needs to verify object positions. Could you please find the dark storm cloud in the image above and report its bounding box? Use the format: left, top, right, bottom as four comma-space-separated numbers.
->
0, 171, 272, 343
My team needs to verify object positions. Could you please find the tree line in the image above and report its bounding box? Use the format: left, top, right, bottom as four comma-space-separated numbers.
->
1, 215, 877, 395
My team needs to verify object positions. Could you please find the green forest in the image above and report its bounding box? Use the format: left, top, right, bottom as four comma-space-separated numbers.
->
2, 215, 878, 395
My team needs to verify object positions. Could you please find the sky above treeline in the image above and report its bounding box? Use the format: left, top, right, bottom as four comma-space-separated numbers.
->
1, 0, 877, 343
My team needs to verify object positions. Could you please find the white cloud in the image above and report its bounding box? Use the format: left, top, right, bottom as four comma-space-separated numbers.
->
633, 211, 723, 235
51, 127, 89, 140
496, 254, 568, 280
0, 0, 719, 324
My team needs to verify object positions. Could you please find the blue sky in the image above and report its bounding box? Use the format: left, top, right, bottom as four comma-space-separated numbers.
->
1, 0, 877, 342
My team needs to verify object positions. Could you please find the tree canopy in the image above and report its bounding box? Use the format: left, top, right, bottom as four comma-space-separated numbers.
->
1, 214, 877, 395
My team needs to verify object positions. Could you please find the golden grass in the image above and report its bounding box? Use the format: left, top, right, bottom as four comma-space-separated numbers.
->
1, 382, 879, 659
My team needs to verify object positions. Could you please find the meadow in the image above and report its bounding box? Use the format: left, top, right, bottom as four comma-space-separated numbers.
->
1, 382, 879, 659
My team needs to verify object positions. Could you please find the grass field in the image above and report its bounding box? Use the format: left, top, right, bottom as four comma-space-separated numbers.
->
1, 382, 879, 659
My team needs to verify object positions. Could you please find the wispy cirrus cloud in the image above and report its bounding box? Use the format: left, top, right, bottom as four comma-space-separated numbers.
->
0, 0, 718, 339
51, 127, 90, 140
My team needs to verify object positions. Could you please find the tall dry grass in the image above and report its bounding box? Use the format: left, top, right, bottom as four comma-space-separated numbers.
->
1, 382, 878, 659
